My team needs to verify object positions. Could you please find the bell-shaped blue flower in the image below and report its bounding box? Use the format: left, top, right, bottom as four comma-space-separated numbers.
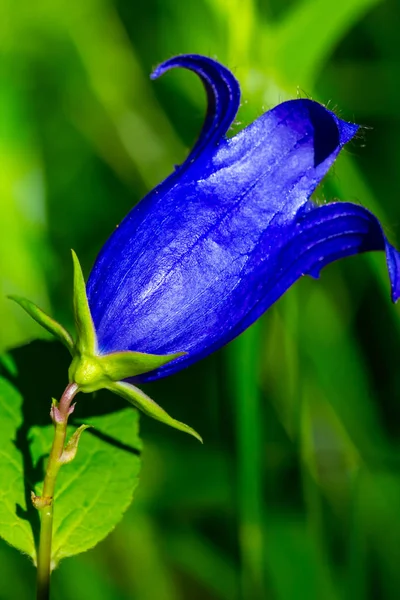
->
86, 54, 399, 384
11, 54, 400, 439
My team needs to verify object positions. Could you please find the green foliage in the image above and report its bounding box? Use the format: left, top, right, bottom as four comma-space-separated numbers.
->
33, 408, 141, 565
0, 377, 35, 558
0, 347, 141, 567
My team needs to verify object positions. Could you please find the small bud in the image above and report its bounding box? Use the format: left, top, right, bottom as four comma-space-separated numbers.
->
50, 398, 63, 424
59, 424, 91, 465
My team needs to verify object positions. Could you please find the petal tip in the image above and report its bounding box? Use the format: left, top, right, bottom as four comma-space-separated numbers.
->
150, 53, 241, 162
390, 283, 400, 304
299, 100, 359, 165
336, 119, 359, 146
150, 54, 211, 80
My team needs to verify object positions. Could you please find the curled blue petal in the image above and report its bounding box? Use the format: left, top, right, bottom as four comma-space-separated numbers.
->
151, 54, 241, 162
291, 202, 400, 301
86, 54, 399, 383
225, 202, 400, 341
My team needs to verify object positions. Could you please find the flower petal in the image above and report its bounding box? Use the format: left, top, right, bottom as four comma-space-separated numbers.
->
151, 54, 241, 162
135, 201, 399, 382
291, 202, 400, 302
211, 99, 358, 220
225, 201, 400, 337
88, 99, 357, 364
87, 55, 399, 385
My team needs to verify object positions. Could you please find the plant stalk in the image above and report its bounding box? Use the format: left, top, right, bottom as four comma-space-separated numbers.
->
36, 383, 79, 600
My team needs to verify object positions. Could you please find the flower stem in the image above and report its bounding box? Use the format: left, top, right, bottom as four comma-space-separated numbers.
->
229, 327, 266, 600
35, 383, 79, 600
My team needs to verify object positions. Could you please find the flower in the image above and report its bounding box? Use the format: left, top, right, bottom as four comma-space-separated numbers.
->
11, 54, 399, 440
86, 54, 399, 384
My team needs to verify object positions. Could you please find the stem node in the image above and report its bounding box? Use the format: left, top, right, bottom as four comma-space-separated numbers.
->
31, 493, 53, 510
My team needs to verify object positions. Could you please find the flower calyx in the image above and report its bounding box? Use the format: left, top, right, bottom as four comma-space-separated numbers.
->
9, 251, 202, 442
69, 249, 186, 392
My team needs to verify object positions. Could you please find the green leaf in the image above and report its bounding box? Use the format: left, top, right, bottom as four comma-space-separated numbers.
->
107, 380, 203, 443
71, 250, 97, 355
0, 371, 142, 566
0, 353, 18, 377
0, 376, 36, 559
100, 349, 185, 380
34, 409, 141, 565
7, 296, 74, 355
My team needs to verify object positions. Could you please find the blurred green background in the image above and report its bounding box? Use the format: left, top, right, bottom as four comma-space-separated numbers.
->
1, 0, 400, 598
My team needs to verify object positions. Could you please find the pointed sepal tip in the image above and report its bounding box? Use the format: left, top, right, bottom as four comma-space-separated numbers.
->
7, 295, 74, 355
107, 380, 203, 443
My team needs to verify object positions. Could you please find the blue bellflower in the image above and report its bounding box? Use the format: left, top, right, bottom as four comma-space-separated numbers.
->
87, 54, 399, 384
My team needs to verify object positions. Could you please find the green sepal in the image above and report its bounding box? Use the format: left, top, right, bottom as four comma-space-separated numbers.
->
106, 381, 203, 443
8, 295, 74, 355
69, 350, 185, 392
71, 249, 97, 355
100, 350, 186, 381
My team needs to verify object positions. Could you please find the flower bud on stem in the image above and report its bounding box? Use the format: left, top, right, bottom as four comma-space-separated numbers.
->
35, 383, 79, 600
